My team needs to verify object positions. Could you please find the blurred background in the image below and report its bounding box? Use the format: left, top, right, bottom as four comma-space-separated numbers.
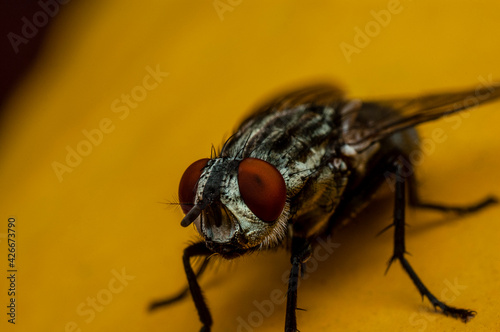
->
1, 1, 499, 331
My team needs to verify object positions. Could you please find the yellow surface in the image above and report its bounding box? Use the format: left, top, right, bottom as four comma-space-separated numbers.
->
1, 1, 500, 331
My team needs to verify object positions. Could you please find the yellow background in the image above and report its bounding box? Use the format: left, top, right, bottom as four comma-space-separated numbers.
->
1, 1, 500, 331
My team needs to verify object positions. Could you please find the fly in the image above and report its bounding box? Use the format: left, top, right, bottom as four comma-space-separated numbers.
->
149, 83, 499, 331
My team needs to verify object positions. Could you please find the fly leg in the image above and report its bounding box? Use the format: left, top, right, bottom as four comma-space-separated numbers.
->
387, 161, 476, 322
285, 237, 312, 332
149, 255, 210, 311
408, 174, 497, 214
183, 242, 213, 331
150, 242, 213, 332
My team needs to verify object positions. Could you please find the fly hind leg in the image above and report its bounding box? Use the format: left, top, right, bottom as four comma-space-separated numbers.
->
388, 161, 477, 322
407, 173, 498, 214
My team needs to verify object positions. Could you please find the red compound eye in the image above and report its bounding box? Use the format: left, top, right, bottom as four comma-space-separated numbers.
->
238, 158, 286, 222
178, 158, 209, 214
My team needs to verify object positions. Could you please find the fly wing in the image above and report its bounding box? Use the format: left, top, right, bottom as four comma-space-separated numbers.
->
348, 85, 500, 149
235, 83, 500, 153
229, 84, 346, 151
222, 84, 346, 157
240, 84, 344, 125
254, 84, 344, 113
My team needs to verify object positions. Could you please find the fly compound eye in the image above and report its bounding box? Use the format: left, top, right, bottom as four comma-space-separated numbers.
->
178, 158, 210, 214
237, 158, 286, 222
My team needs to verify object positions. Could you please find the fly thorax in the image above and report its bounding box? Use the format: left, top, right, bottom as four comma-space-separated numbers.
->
340, 141, 380, 176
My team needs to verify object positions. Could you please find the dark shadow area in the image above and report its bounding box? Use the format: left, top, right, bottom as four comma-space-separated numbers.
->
0, 1, 73, 117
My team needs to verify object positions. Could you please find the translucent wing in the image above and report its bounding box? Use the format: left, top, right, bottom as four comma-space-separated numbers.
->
348, 85, 500, 149
239, 84, 344, 125
230, 84, 345, 151
235, 83, 500, 152
254, 84, 344, 112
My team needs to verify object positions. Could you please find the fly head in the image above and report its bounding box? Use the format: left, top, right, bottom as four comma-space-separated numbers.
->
178, 157, 290, 258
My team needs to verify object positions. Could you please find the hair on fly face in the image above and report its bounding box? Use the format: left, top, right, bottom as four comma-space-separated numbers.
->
208, 132, 239, 159
158, 196, 184, 213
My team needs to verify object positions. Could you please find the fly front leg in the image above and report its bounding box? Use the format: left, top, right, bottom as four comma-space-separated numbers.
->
179, 242, 214, 332
149, 256, 210, 311
387, 161, 476, 322
285, 236, 312, 332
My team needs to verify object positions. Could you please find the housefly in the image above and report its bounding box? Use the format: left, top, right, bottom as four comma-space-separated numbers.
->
150, 83, 499, 331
